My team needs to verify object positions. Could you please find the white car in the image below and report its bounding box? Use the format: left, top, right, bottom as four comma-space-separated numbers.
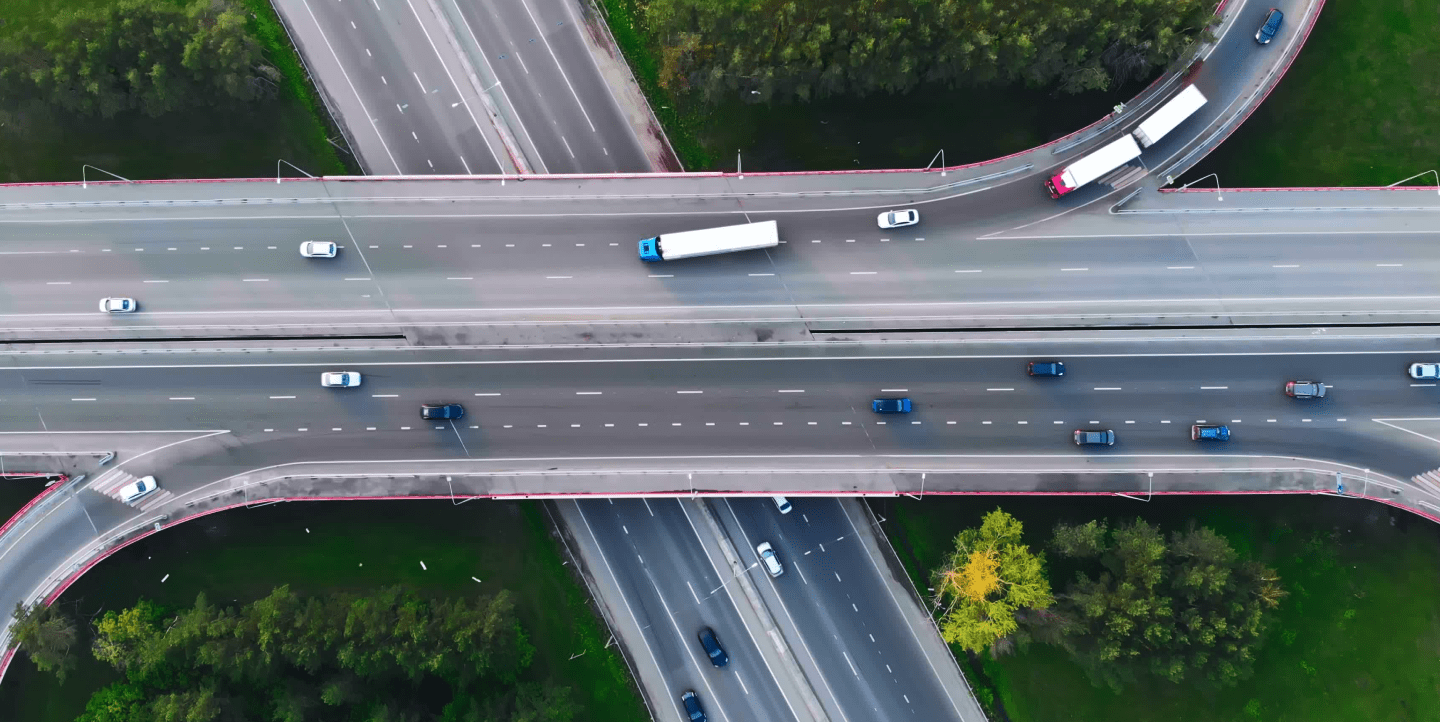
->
1410, 363, 1440, 380
118, 475, 159, 504
300, 241, 338, 258
877, 209, 919, 229
98, 297, 137, 313
756, 542, 784, 577
772, 496, 792, 514
321, 371, 362, 388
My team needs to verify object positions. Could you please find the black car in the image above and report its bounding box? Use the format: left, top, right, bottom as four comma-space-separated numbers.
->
1027, 361, 1065, 377
1255, 8, 1283, 44
680, 690, 707, 722
420, 403, 465, 420
697, 627, 729, 667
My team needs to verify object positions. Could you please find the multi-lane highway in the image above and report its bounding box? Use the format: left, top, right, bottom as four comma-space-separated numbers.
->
273, 0, 656, 174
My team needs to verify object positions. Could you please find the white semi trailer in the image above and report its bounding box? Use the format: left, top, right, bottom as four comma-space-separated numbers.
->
638, 220, 779, 261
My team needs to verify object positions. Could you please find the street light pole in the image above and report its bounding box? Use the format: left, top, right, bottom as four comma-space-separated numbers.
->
1174, 172, 1223, 201
1387, 169, 1440, 196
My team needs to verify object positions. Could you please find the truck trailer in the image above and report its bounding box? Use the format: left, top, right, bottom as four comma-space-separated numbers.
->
638, 220, 779, 261
1130, 85, 1208, 147
1044, 136, 1143, 198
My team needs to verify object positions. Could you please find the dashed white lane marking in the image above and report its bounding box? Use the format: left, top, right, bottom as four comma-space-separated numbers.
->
1231, 419, 1242, 423
45, 282, 70, 285
1272, 264, 1299, 268
345, 277, 372, 281
411, 131, 419, 141
372, 394, 398, 398
1125, 420, 1135, 424
1337, 418, 1347, 421
809, 421, 818, 425
881, 388, 908, 392
560, 136, 576, 159
749, 273, 775, 277
446, 277, 473, 280
474, 392, 501, 396
1061, 268, 1089, 272
1017, 421, 1027, 425
332, 427, 342, 431
169, 397, 195, 401
143, 279, 168, 283
850, 271, 877, 275
1166, 266, 1194, 270
982, 421, 991, 425
987, 388, 1014, 392
778, 389, 805, 393
649, 274, 673, 278
677, 390, 703, 394
1200, 386, 1229, 390
811, 240, 822, 243
954, 269, 983, 273
576, 391, 602, 395
1161, 420, 1171, 424
1094, 387, 1122, 391
545, 276, 572, 279
1267, 419, 1277, 422
1377, 263, 1404, 267
270, 395, 296, 399
1302, 418, 1312, 422
1411, 383, 1436, 387
367, 427, 376, 431
242, 278, 269, 282
71, 398, 95, 401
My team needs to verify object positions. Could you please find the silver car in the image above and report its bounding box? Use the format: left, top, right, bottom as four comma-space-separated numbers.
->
98, 297, 137, 313
300, 240, 338, 257
756, 542, 784, 577
320, 371, 362, 388
876, 209, 919, 229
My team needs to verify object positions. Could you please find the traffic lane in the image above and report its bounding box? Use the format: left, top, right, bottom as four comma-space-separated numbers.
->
325, 0, 501, 174
618, 500, 801, 722
510, 0, 650, 171
455, 0, 585, 174
582, 500, 794, 722
723, 497, 965, 722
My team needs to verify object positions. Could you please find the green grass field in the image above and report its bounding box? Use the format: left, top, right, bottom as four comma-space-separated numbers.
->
0, 500, 645, 721
1189, 0, 1439, 187
873, 494, 1440, 722
0, 0, 353, 182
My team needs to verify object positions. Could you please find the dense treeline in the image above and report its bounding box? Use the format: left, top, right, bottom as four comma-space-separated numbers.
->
932, 510, 1285, 691
11, 586, 575, 722
0, 0, 273, 118
646, 0, 1218, 102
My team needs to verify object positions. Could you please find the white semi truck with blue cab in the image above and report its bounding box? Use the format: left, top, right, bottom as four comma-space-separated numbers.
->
638, 220, 779, 261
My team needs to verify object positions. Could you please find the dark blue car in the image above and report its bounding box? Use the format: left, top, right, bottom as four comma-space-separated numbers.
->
1192, 425, 1231, 441
697, 627, 728, 667
1027, 361, 1065, 377
681, 691, 707, 721
871, 398, 913, 414
1255, 8, 1283, 43
420, 403, 465, 420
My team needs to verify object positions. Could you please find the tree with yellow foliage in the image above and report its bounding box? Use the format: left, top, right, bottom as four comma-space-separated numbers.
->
932, 509, 1053, 653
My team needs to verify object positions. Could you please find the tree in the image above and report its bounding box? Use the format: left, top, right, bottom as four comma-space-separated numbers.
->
931, 509, 1053, 653
0, 0, 268, 119
641, 0, 1219, 103
1048, 519, 1287, 691
8, 601, 78, 681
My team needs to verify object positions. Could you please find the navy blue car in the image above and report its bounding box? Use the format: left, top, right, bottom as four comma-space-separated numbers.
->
1255, 8, 1283, 43
697, 627, 728, 667
1192, 425, 1231, 441
680, 691, 707, 721
1027, 361, 1065, 377
871, 398, 913, 414
420, 403, 465, 420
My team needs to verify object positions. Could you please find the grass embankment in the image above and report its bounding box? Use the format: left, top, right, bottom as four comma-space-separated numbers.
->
0, 500, 645, 721
1197, 0, 1440, 187
593, 0, 1149, 172
871, 494, 1440, 722
0, 0, 353, 182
